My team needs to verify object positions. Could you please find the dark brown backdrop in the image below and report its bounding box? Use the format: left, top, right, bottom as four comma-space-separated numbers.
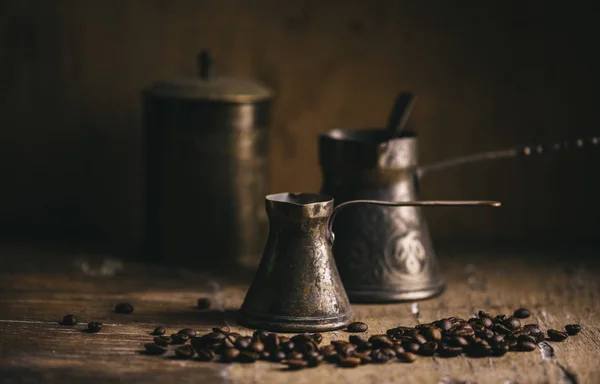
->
1, 0, 598, 255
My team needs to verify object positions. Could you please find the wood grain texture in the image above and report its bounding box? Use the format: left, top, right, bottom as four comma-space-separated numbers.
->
1, 0, 599, 251
1, 244, 599, 383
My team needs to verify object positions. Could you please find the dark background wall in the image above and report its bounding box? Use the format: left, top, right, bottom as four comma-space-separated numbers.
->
1, 0, 598, 255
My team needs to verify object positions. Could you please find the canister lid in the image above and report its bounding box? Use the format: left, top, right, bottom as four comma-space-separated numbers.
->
145, 50, 272, 103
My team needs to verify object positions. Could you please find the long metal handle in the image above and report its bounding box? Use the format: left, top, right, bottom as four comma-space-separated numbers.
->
327, 199, 501, 243
417, 136, 600, 179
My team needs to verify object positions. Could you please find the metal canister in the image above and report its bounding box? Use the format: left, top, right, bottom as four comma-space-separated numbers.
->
142, 51, 272, 270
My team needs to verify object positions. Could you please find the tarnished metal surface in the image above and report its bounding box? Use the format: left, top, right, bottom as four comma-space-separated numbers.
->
238, 193, 353, 332
319, 128, 445, 303
142, 55, 272, 270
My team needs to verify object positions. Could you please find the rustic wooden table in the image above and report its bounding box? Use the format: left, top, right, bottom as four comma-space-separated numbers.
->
1, 244, 598, 383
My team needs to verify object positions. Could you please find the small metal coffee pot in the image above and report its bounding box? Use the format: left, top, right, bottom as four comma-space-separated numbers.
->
319, 129, 493, 303
238, 192, 498, 332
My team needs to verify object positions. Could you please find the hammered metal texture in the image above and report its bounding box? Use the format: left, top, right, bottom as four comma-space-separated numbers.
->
238, 193, 353, 332
319, 129, 445, 303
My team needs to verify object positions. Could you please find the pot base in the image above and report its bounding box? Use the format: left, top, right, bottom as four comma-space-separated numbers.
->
346, 282, 445, 304
236, 309, 352, 333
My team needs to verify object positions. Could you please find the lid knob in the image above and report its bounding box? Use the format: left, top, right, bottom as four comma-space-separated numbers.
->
197, 50, 212, 80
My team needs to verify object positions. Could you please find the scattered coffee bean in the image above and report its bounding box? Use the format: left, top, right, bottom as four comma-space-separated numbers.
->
307, 354, 324, 367
436, 319, 453, 332
249, 340, 264, 353
514, 308, 531, 319
61, 314, 77, 326
424, 327, 443, 342
175, 345, 195, 359
517, 341, 537, 351
287, 359, 308, 370
548, 329, 569, 342
195, 348, 215, 361
270, 350, 286, 362
438, 346, 463, 357
154, 336, 170, 347
311, 333, 323, 344
235, 336, 252, 350
287, 351, 304, 361
87, 321, 102, 333
405, 343, 420, 353
153, 326, 166, 336
370, 335, 394, 348
371, 348, 396, 363
565, 324, 581, 336
144, 343, 167, 355
354, 352, 372, 364
418, 341, 438, 356
171, 333, 188, 345
222, 348, 240, 362
197, 298, 211, 309
504, 317, 522, 330
397, 352, 417, 363
114, 303, 134, 314
178, 328, 196, 338
339, 357, 361, 368
347, 322, 368, 332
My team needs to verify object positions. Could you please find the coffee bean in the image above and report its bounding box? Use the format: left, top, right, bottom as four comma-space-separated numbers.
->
418, 341, 437, 356
175, 345, 195, 359
270, 350, 287, 362
61, 314, 77, 326
479, 317, 493, 328
446, 336, 469, 348
222, 348, 240, 362
235, 336, 252, 350
517, 341, 537, 351
249, 340, 264, 353
424, 327, 442, 342
154, 336, 170, 347
412, 334, 427, 345
170, 333, 188, 345
311, 333, 323, 344
320, 344, 336, 356
565, 324, 581, 336
435, 319, 453, 332
196, 348, 215, 361
347, 322, 368, 332
178, 328, 196, 338
339, 357, 361, 368
144, 343, 167, 355
87, 322, 102, 333
197, 298, 211, 309
405, 342, 420, 353
504, 317, 521, 330
489, 334, 505, 346
438, 346, 463, 357
397, 352, 417, 363
287, 352, 304, 361
493, 323, 511, 335
548, 329, 569, 341
495, 314, 507, 322
114, 303, 134, 314
349, 335, 368, 346
374, 348, 397, 363
517, 334, 536, 344
280, 341, 295, 353
307, 354, 324, 367
354, 352, 372, 364
287, 359, 308, 370
152, 326, 166, 336
513, 308, 531, 319
392, 344, 405, 355
369, 335, 394, 349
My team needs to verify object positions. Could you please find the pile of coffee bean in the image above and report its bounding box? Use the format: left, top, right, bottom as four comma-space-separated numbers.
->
142, 309, 581, 370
